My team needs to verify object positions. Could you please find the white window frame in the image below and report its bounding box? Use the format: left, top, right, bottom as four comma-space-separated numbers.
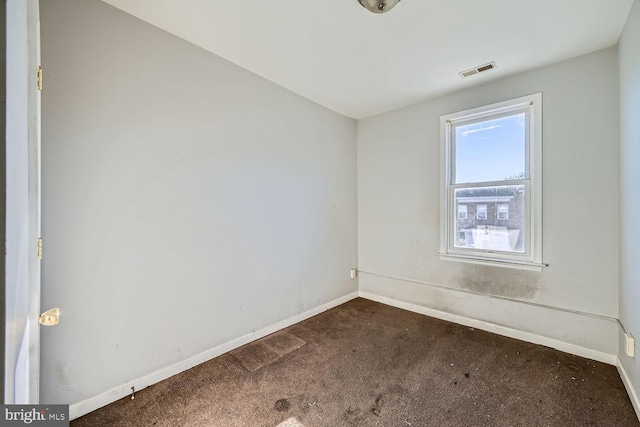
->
439, 93, 544, 271
476, 204, 487, 220
458, 204, 468, 220
497, 204, 509, 220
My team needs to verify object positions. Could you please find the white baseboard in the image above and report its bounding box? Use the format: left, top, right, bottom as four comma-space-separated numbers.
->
359, 291, 617, 365
69, 292, 359, 420
617, 357, 640, 422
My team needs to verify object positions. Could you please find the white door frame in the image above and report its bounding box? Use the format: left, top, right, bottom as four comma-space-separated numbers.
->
5, 0, 41, 404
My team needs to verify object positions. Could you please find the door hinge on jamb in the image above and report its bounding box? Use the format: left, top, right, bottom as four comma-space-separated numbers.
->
37, 66, 43, 91
37, 238, 43, 260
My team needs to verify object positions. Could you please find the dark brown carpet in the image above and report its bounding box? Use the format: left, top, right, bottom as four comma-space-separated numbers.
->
72, 298, 639, 427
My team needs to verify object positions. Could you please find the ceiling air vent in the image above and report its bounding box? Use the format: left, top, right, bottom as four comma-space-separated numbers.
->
459, 62, 497, 78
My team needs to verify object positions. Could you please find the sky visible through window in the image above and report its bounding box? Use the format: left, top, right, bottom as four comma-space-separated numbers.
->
455, 113, 526, 183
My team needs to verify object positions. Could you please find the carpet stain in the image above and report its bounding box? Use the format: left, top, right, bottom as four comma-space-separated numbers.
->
370, 393, 384, 417
275, 399, 290, 412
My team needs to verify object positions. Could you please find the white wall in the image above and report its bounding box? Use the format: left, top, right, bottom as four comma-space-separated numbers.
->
618, 0, 640, 415
39, 0, 357, 411
358, 47, 620, 358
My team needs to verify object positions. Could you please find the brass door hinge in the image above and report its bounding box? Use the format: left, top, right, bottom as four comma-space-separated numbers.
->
37, 238, 43, 260
37, 66, 43, 91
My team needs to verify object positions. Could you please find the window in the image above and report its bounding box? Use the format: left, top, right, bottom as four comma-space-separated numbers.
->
476, 205, 487, 220
458, 205, 468, 219
439, 93, 544, 271
497, 204, 509, 220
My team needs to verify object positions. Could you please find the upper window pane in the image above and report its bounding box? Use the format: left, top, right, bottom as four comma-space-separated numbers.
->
454, 113, 526, 184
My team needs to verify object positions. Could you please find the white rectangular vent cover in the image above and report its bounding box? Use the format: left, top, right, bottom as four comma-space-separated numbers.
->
459, 61, 497, 78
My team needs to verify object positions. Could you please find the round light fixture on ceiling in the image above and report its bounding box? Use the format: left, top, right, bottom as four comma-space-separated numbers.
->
358, 0, 401, 14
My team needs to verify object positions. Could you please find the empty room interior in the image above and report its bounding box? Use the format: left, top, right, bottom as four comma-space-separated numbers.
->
5, 0, 640, 425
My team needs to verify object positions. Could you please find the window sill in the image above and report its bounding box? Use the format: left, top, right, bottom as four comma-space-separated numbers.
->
437, 253, 547, 272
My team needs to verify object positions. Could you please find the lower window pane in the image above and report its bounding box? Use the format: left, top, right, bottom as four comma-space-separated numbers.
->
454, 185, 525, 253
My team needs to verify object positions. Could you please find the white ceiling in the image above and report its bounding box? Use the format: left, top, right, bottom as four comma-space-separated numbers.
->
101, 0, 634, 119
